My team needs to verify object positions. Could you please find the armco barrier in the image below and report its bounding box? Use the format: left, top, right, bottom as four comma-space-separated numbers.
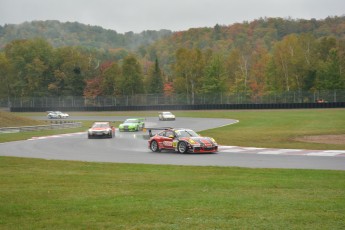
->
0, 122, 82, 134
9, 102, 345, 112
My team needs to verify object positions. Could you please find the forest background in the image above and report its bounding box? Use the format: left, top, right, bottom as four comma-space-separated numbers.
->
0, 16, 345, 105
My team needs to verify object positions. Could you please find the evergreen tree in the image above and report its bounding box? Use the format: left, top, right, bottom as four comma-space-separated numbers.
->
149, 58, 164, 94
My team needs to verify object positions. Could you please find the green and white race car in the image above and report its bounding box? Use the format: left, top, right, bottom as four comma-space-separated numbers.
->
118, 118, 145, 132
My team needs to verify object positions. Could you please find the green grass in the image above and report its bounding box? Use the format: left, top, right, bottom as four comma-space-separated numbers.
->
1, 157, 345, 229
193, 109, 345, 150
1, 111, 345, 228
0, 111, 45, 127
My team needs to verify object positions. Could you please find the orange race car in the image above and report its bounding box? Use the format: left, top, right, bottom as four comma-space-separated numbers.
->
148, 128, 218, 153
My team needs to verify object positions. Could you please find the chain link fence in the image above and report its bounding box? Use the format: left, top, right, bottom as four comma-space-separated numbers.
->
1, 90, 344, 108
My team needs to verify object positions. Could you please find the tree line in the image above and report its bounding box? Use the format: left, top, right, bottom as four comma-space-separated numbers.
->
0, 17, 345, 102
0, 20, 172, 51
0, 35, 345, 101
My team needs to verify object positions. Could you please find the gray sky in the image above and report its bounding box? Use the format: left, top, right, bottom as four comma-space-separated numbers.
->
1, 0, 344, 33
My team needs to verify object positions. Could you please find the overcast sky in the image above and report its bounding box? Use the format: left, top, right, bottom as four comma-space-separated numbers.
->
1, 0, 344, 33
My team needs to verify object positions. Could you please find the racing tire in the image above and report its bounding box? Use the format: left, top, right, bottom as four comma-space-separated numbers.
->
109, 132, 112, 138
150, 140, 160, 152
178, 141, 188, 154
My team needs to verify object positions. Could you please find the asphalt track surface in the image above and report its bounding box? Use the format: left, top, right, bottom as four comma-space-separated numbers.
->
1, 116, 345, 170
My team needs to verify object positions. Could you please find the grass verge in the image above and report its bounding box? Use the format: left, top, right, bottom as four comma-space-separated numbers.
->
1, 157, 345, 229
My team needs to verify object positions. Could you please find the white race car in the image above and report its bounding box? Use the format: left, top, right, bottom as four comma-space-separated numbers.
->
158, 111, 176, 121
47, 111, 69, 119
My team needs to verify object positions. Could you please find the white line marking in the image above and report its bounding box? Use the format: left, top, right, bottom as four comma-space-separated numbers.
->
258, 149, 300, 155
28, 132, 85, 140
220, 148, 247, 152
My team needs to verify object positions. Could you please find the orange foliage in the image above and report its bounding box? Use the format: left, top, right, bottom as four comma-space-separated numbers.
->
163, 82, 174, 96
83, 77, 102, 98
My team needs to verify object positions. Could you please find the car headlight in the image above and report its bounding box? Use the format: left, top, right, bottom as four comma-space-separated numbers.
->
189, 139, 196, 144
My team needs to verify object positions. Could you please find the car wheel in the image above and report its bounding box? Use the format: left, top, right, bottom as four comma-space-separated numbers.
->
109, 132, 112, 138
150, 140, 160, 152
88, 134, 92, 139
178, 141, 188, 153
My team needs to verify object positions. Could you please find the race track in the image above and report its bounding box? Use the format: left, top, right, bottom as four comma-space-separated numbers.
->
1, 116, 345, 170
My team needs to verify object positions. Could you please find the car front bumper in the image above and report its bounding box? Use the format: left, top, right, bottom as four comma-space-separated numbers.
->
189, 145, 218, 153
119, 126, 137, 131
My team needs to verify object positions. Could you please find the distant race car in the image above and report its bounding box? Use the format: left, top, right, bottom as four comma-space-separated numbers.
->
148, 128, 218, 153
158, 111, 175, 121
88, 122, 115, 138
47, 111, 69, 119
118, 118, 145, 132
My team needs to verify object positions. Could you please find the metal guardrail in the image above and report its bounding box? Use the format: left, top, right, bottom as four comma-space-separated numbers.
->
0, 122, 82, 134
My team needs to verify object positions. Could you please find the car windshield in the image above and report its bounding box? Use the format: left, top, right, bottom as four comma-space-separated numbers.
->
163, 112, 172, 115
124, 119, 138, 123
175, 130, 199, 138
92, 123, 109, 128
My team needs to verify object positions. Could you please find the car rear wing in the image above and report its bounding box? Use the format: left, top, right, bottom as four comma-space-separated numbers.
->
144, 127, 173, 137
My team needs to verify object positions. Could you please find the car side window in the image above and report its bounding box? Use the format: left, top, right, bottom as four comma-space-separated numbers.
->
158, 131, 165, 137
165, 131, 174, 138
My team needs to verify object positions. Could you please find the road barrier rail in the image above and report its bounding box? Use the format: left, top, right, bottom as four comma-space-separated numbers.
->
0, 121, 82, 134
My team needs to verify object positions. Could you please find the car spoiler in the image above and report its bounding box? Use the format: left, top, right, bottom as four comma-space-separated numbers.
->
144, 127, 173, 137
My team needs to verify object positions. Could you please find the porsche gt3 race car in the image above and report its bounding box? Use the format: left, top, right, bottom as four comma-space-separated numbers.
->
148, 128, 218, 153
158, 111, 176, 121
88, 122, 115, 138
118, 118, 145, 132
47, 111, 69, 119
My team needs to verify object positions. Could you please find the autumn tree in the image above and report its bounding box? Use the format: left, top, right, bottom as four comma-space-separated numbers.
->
270, 34, 309, 92
201, 54, 227, 95
173, 48, 204, 104
226, 48, 251, 94
317, 48, 344, 90
84, 77, 102, 98
4, 38, 54, 97
248, 45, 270, 101
101, 61, 122, 95
0, 53, 12, 100
50, 47, 91, 96
83, 61, 122, 97
121, 55, 144, 95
